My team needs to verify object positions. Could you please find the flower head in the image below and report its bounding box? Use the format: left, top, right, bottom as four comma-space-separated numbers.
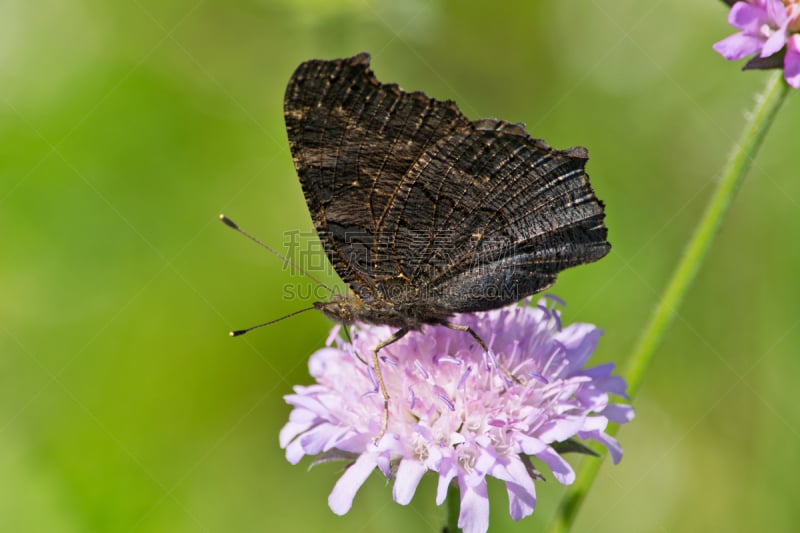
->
714, 0, 800, 88
280, 298, 634, 533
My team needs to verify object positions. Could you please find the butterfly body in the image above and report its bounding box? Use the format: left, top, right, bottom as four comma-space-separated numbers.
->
313, 292, 452, 329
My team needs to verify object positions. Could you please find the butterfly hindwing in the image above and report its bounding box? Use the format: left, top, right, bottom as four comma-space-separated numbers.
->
380, 118, 609, 311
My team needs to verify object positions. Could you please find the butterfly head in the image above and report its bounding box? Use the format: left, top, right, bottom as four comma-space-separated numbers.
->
313, 295, 356, 324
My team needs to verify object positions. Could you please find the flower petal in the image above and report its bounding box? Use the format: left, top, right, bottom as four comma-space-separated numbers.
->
537, 416, 585, 443
729, 2, 769, 33
284, 389, 326, 414
765, 0, 788, 27
785, 35, 800, 88
435, 458, 459, 505
308, 347, 346, 378
555, 324, 601, 373
713, 33, 765, 60
507, 481, 537, 521
284, 439, 307, 465
535, 446, 575, 485
516, 434, 547, 455
279, 420, 313, 449
297, 424, 342, 456
458, 476, 490, 533
503, 459, 537, 520
325, 325, 341, 346
590, 373, 630, 398
579, 415, 608, 433
602, 403, 636, 424
393, 459, 428, 505
580, 429, 624, 464
576, 384, 609, 411
328, 453, 377, 515
762, 28, 787, 57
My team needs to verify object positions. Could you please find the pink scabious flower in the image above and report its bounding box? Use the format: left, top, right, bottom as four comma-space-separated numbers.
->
279, 298, 634, 533
713, 0, 800, 88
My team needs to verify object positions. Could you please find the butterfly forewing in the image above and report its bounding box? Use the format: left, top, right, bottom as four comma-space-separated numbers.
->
284, 53, 471, 301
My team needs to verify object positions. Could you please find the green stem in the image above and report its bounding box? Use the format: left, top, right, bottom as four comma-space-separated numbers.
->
445, 481, 460, 532
547, 71, 789, 533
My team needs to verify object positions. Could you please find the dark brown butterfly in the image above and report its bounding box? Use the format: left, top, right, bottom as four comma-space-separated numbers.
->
229, 52, 609, 438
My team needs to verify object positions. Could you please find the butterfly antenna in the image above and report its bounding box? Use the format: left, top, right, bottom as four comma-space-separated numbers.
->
219, 214, 334, 294
229, 306, 316, 337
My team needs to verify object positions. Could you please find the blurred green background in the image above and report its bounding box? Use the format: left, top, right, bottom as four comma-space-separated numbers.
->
3, 1, 799, 531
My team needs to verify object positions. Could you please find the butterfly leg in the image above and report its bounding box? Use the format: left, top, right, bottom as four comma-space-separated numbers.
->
442, 322, 522, 385
371, 327, 409, 444
442, 321, 488, 352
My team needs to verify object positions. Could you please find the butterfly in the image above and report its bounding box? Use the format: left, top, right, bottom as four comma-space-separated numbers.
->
232, 52, 609, 439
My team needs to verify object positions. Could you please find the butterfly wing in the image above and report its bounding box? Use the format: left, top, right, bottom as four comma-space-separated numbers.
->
285, 53, 609, 314
284, 53, 472, 300
380, 118, 610, 312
